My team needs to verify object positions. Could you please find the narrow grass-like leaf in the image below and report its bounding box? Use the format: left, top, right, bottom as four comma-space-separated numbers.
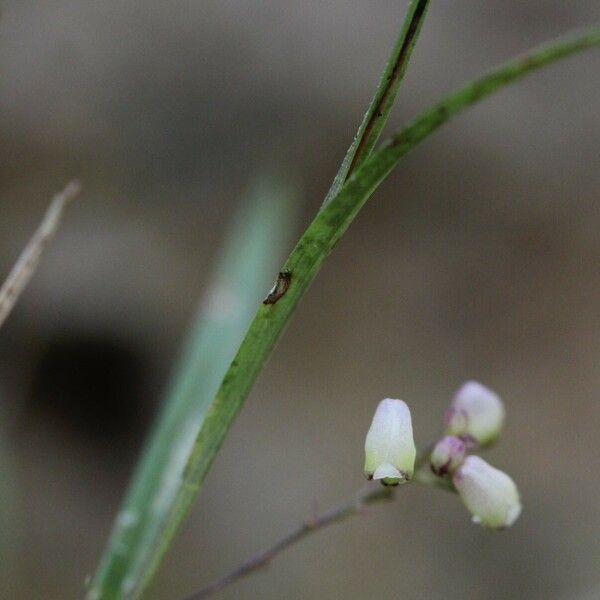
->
323, 0, 430, 207
91, 25, 599, 600
87, 179, 297, 600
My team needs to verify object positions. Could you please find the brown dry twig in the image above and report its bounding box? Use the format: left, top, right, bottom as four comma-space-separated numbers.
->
184, 447, 454, 600
0, 180, 82, 330
185, 485, 394, 600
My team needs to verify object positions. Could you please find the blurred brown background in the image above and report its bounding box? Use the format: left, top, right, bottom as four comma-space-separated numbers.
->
1, 1, 599, 599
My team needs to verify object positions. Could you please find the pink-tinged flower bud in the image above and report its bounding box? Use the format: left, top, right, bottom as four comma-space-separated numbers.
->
452, 456, 522, 529
364, 399, 416, 486
430, 436, 466, 476
445, 381, 505, 447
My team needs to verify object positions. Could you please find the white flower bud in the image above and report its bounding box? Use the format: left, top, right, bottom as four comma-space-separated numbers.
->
445, 381, 505, 447
364, 399, 416, 486
430, 435, 466, 476
452, 456, 522, 529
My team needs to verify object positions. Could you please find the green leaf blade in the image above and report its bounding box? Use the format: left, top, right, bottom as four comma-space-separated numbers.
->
322, 0, 431, 207
86, 178, 298, 600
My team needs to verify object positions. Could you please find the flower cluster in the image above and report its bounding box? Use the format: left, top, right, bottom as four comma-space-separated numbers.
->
363, 382, 521, 530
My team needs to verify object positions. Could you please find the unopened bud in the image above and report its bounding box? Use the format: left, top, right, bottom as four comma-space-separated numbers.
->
445, 381, 505, 447
430, 436, 466, 476
452, 456, 522, 529
364, 399, 416, 486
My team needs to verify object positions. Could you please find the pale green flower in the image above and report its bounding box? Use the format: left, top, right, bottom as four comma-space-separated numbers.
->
364, 399, 416, 486
453, 456, 522, 529
445, 381, 505, 446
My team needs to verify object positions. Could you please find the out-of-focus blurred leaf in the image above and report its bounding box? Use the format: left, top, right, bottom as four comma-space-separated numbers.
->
87, 178, 297, 600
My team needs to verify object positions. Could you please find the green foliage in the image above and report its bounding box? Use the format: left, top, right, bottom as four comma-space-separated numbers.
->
87, 179, 297, 599
88, 12, 600, 598
323, 0, 431, 206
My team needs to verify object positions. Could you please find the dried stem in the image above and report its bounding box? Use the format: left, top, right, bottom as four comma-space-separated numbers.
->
185, 485, 394, 600
185, 445, 456, 600
0, 180, 82, 330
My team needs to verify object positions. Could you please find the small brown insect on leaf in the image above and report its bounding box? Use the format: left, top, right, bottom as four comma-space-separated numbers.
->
263, 271, 292, 305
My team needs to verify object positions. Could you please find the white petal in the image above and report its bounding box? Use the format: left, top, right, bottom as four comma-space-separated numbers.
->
364, 399, 416, 484
373, 463, 402, 482
453, 456, 522, 529
446, 381, 505, 446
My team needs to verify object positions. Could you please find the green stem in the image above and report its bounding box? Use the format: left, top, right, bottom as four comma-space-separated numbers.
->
323, 0, 430, 206
88, 5, 430, 597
